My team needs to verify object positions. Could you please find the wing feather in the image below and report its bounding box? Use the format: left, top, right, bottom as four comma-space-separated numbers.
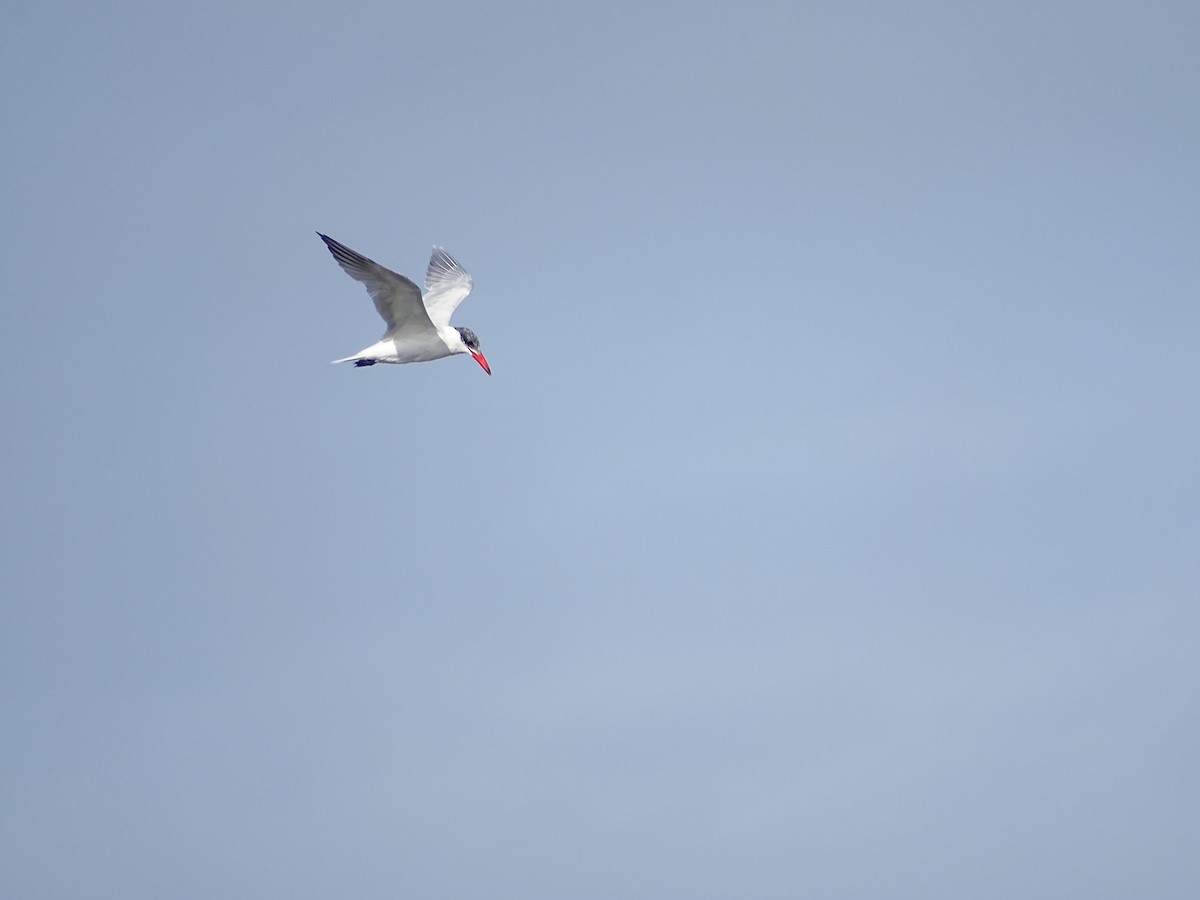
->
423, 246, 474, 328
318, 233, 434, 337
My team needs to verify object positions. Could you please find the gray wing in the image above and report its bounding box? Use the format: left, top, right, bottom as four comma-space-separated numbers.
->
318, 234, 435, 336
423, 246, 474, 328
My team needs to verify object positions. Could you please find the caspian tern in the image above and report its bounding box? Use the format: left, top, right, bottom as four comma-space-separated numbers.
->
318, 233, 491, 375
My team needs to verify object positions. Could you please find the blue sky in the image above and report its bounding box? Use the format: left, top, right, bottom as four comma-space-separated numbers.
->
2, 1, 1198, 897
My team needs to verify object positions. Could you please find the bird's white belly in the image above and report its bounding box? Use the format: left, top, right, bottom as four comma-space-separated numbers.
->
359, 333, 454, 364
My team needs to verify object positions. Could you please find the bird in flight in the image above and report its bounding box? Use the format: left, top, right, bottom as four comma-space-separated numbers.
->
318, 233, 491, 375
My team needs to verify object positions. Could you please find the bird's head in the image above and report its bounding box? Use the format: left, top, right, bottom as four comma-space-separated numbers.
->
456, 327, 491, 375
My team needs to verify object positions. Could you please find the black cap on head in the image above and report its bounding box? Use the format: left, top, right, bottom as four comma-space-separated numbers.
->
456, 327, 481, 351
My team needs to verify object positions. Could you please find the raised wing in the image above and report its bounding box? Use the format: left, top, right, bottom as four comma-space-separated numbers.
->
318, 234, 435, 337
423, 246, 474, 328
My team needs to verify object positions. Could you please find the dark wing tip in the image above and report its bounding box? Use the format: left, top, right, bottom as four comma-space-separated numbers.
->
317, 234, 378, 274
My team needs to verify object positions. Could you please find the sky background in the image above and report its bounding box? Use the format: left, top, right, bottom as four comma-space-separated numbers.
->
2, 1, 1198, 897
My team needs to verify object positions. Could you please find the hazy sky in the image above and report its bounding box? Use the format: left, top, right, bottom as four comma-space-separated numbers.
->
2, 1, 1198, 897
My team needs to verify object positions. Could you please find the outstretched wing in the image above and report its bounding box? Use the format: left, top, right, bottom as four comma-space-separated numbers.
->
423, 246, 474, 328
318, 234, 435, 337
